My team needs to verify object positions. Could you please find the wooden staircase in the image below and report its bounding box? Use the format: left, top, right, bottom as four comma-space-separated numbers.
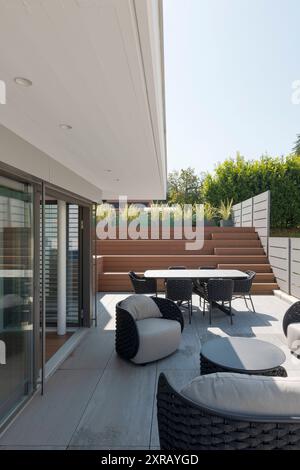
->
97, 227, 278, 294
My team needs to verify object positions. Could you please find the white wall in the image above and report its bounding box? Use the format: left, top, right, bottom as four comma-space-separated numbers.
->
0, 124, 102, 202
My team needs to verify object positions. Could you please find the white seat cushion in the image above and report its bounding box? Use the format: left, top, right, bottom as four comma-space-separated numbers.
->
132, 318, 181, 364
121, 294, 162, 321
287, 323, 300, 353
181, 372, 300, 418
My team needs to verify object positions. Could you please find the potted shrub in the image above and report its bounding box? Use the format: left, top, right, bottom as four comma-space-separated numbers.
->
218, 199, 233, 227
204, 203, 218, 226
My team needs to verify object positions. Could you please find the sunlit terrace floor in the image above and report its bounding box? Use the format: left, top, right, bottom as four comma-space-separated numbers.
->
1, 293, 300, 450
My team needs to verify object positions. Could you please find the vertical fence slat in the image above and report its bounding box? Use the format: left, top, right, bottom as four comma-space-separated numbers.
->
232, 202, 242, 227
233, 190, 270, 254
291, 238, 300, 298
268, 237, 290, 294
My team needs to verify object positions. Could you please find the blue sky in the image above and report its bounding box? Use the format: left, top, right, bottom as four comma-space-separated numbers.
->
163, 0, 300, 174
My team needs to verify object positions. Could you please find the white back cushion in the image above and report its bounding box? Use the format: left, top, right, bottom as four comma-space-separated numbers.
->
181, 372, 300, 418
121, 295, 162, 321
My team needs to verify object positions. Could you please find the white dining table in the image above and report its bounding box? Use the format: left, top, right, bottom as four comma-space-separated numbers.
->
144, 269, 248, 317
144, 269, 248, 280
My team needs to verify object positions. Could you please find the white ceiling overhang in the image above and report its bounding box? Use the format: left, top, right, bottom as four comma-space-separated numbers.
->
0, 0, 167, 200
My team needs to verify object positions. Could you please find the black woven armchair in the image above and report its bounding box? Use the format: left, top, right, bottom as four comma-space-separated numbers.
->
129, 271, 157, 295
283, 301, 300, 336
233, 270, 256, 312
206, 278, 234, 325
115, 296, 184, 363
166, 278, 193, 324
282, 301, 300, 356
157, 373, 300, 450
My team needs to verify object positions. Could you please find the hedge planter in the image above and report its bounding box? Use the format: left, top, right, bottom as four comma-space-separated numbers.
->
204, 219, 217, 227
220, 219, 233, 227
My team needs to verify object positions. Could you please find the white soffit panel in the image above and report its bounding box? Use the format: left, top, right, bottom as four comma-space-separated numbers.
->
0, 0, 166, 199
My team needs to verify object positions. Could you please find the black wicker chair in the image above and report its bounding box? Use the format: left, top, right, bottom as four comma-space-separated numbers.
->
282, 301, 300, 336
157, 373, 300, 450
166, 279, 193, 324
206, 278, 234, 325
168, 266, 187, 270
233, 270, 256, 312
115, 296, 184, 362
129, 271, 157, 296
193, 266, 216, 308
166, 266, 187, 306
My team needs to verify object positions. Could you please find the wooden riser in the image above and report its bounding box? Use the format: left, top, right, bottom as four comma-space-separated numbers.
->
98, 239, 263, 255
101, 255, 268, 272
212, 233, 258, 240
98, 274, 277, 295
217, 263, 272, 273
214, 248, 265, 255
99, 271, 274, 284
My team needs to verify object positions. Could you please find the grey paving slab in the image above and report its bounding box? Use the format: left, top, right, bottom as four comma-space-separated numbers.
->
60, 330, 114, 370
156, 332, 201, 370
0, 370, 101, 447
0, 445, 66, 450
70, 364, 157, 448
68, 446, 149, 450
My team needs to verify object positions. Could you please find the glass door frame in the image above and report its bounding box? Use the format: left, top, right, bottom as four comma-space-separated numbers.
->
0, 161, 96, 415
0, 163, 41, 431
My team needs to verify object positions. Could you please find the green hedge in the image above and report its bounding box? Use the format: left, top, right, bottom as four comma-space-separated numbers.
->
202, 154, 300, 228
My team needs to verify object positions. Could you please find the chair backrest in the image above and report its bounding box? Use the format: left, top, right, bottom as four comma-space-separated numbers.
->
128, 271, 157, 295
166, 278, 193, 302
207, 278, 234, 302
282, 301, 300, 336
233, 270, 256, 294
129, 271, 142, 280
168, 266, 187, 270
199, 266, 216, 270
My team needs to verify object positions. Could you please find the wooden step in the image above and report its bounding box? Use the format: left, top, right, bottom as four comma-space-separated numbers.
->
99, 273, 164, 292
99, 271, 275, 283
212, 232, 258, 240
214, 247, 265, 255
251, 283, 278, 294
98, 239, 263, 255
101, 226, 257, 241
217, 263, 272, 273
101, 255, 268, 272
98, 273, 278, 295
252, 273, 275, 283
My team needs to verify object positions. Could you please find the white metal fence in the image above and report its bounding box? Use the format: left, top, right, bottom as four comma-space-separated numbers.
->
232, 190, 270, 253
268, 237, 300, 298
233, 190, 300, 299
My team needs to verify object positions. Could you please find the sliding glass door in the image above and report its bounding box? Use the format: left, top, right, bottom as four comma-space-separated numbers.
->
0, 175, 34, 426
0, 169, 94, 427
40, 197, 82, 365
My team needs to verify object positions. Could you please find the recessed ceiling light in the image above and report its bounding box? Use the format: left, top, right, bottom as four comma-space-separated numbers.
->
14, 77, 32, 87
59, 123, 72, 130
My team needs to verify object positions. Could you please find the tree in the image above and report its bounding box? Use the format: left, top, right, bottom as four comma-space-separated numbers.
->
166, 167, 203, 205
293, 134, 300, 155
